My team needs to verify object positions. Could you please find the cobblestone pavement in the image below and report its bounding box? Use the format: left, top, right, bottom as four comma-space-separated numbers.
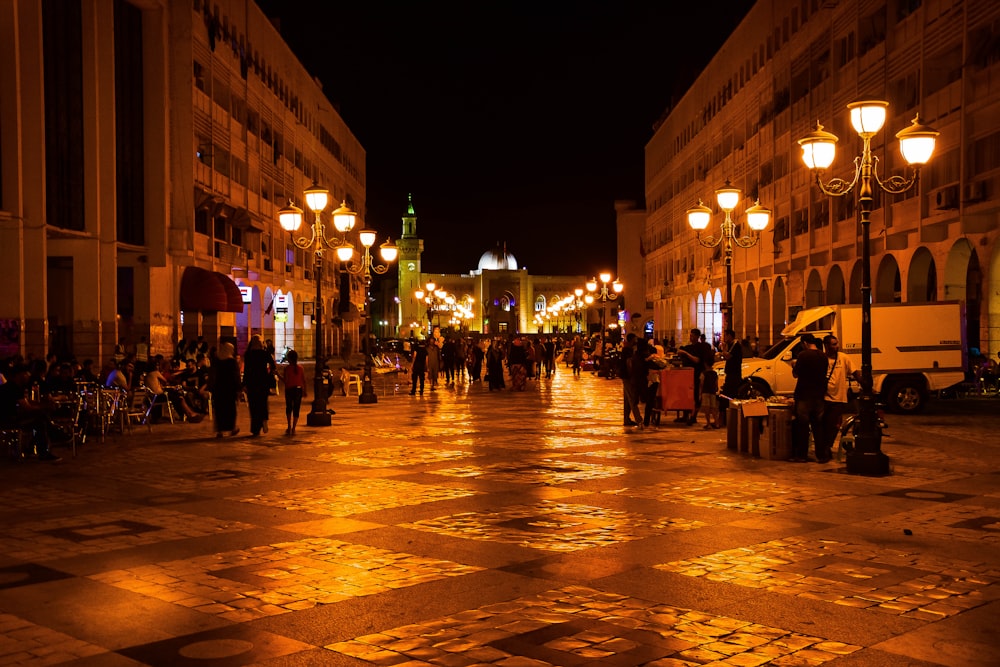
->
0, 371, 997, 666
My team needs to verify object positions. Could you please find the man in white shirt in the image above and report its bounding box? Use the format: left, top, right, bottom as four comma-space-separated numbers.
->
821, 334, 860, 463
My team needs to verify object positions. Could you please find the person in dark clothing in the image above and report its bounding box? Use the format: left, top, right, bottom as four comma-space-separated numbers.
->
718, 329, 743, 426
409, 342, 427, 395
242, 335, 275, 436
790, 333, 827, 462
619, 333, 638, 425
677, 328, 714, 425
625, 340, 648, 429
0, 364, 60, 461
210, 342, 241, 438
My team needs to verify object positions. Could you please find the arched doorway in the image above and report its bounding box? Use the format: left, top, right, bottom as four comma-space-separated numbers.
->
805, 269, 824, 308
944, 239, 980, 351
745, 283, 758, 347
907, 247, 938, 303
848, 260, 863, 303
757, 281, 771, 348
875, 254, 901, 303
827, 265, 846, 305
772, 277, 787, 343
733, 284, 745, 336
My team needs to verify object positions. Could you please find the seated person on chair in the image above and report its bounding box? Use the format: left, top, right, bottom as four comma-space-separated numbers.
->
174, 358, 210, 414
144, 361, 204, 423
0, 364, 60, 461
43, 362, 78, 396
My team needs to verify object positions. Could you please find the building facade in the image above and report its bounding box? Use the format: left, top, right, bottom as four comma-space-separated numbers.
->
0, 0, 367, 364
394, 199, 593, 339
636, 0, 999, 356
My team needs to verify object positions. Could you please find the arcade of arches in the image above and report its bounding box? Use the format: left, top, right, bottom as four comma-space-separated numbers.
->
653, 239, 999, 354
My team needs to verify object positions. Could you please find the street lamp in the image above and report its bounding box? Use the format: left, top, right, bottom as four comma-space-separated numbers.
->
277, 183, 357, 426
686, 182, 771, 331
586, 272, 623, 342
338, 229, 398, 404
414, 282, 448, 331
798, 100, 938, 476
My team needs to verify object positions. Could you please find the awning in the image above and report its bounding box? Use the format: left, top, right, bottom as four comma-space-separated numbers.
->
180, 266, 245, 313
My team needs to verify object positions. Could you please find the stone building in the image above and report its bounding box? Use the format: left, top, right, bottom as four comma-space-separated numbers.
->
632, 0, 999, 356
0, 0, 366, 362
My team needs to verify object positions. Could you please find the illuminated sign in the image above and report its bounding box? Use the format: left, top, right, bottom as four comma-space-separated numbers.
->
239, 286, 252, 304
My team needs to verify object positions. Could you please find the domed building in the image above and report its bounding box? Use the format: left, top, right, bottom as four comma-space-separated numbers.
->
393, 198, 593, 338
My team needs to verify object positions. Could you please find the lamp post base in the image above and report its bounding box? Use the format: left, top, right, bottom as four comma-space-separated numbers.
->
359, 385, 378, 404
306, 410, 332, 427
846, 450, 890, 476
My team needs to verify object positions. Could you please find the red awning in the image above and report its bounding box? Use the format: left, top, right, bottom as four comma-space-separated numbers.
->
180, 266, 245, 313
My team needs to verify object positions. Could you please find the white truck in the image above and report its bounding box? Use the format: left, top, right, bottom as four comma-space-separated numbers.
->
716, 302, 966, 413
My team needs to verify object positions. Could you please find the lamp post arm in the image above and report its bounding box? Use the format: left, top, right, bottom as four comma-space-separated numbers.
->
872, 155, 921, 195
695, 232, 725, 249
733, 234, 762, 250
814, 156, 862, 198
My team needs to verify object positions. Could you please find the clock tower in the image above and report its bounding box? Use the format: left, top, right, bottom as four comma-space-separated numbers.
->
396, 194, 424, 338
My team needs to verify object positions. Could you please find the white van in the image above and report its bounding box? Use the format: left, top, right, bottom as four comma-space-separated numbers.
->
716, 302, 966, 413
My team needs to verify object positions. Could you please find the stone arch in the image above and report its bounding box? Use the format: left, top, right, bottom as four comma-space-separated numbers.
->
826, 265, 846, 305
988, 242, 1000, 354
772, 277, 787, 342
696, 292, 706, 333
907, 247, 938, 303
757, 281, 772, 348
733, 284, 745, 335
745, 283, 758, 345
875, 254, 901, 303
805, 269, 824, 308
944, 238, 981, 351
848, 260, 863, 304
709, 287, 723, 342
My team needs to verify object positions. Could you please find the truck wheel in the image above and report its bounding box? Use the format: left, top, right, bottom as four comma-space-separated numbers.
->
736, 379, 772, 400
885, 380, 926, 413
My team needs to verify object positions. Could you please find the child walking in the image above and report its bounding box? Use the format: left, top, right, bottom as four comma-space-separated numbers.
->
282, 349, 306, 435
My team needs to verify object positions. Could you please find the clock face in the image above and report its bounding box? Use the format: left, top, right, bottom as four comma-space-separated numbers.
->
407, 263, 416, 271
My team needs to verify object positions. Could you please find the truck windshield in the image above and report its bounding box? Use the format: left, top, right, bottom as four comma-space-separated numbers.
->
759, 338, 794, 360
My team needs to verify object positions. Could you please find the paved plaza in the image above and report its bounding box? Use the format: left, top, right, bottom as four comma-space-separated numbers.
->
0, 370, 997, 666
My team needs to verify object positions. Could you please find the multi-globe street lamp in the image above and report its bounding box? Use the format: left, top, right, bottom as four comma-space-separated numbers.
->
686, 182, 771, 332
277, 183, 357, 426
414, 282, 449, 332
586, 273, 623, 342
797, 100, 938, 476
337, 229, 398, 404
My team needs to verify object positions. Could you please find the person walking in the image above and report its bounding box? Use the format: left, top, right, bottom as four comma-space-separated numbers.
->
243, 335, 275, 436
790, 333, 827, 462
571, 335, 585, 377
426, 336, 442, 390
409, 341, 427, 395
625, 339, 647, 429
210, 342, 241, 438
281, 349, 306, 435
821, 333, 860, 463
619, 333, 638, 426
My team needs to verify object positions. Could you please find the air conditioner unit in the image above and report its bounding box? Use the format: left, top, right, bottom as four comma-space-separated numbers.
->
933, 185, 959, 210
963, 180, 985, 203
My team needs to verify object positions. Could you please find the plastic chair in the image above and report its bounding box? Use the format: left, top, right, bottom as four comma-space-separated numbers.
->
346, 373, 363, 396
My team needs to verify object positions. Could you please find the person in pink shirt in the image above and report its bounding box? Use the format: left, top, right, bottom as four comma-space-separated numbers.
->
281, 349, 306, 435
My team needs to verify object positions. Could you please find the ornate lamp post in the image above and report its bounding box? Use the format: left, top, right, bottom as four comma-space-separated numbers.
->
686, 182, 771, 332
798, 100, 938, 476
414, 282, 448, 331
337, 229, 398, 404
586, 273, 623, 342
277, 183, 356, 426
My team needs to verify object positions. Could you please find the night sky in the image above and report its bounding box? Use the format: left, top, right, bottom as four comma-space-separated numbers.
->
254, 1, 755, 276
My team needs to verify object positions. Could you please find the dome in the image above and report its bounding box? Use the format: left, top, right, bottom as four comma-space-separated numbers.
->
477, 246, 518, 271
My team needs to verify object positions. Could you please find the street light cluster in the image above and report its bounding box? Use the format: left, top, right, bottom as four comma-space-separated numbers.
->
278, 182, 397, 413
797, 100, 937, 476
535, 287, 593, 333
587, 273, 623, 343
686, 181, 770, 332
413, 282, 474, 333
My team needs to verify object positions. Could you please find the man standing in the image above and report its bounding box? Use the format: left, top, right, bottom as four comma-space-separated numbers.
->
821, 333, 860, 463
790, 333, 827, 462
718, 328, 743, 426
619, 333, 637, 425
677, 328, 714, 425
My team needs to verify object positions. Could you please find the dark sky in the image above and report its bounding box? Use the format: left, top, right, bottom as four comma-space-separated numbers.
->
255, 1, 755, 276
